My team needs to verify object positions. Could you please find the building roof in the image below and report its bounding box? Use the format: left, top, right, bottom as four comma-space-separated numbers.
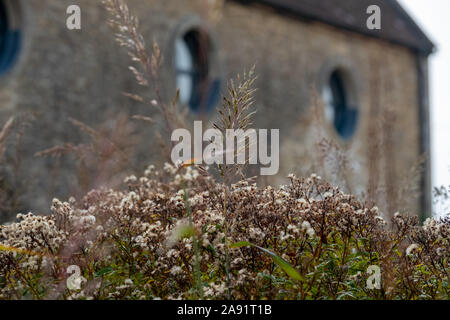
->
233, 0, 435, 55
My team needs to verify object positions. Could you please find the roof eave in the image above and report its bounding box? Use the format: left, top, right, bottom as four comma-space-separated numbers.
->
230, 0, 435, 56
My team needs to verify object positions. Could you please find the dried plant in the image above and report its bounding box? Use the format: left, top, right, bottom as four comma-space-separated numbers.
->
36, 115, 138, 197
0, 117, 14, 161
302, 55, 426, 221
0, 166, 448, 300
0, 115, 34, 222
103, 0, 185, 156
213, 66, 258, 181
433, 185, 450, 217
210, 67, 257, 297
310, 87, 353, 192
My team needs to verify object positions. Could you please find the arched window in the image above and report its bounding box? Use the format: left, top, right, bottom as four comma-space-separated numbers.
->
322, 70, 358, 139
0, 0, 21, 76
174, 27, 220, 113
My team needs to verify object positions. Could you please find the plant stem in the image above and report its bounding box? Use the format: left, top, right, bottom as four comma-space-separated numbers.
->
182, 181, 203, 299
223, 170, 231, 299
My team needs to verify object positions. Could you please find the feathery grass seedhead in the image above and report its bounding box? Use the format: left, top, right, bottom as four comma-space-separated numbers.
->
213, 66, 258, 180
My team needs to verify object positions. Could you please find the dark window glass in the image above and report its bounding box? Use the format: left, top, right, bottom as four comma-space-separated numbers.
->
175, 29, 220, 113
0, 1, 21, 75
324, 70, 358, 139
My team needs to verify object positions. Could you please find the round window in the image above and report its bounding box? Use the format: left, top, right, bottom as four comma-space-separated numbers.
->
0, 0, 22, 76
174, 27, 220, 113
322, 70, 358, 140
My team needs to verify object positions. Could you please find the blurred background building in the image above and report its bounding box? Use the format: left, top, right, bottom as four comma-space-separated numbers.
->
0, 0, 435, 222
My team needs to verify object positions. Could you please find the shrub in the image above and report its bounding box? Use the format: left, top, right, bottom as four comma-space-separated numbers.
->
0, 165, 448, 300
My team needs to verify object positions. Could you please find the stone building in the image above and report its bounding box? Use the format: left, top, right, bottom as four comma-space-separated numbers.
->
0, 0, 434, 221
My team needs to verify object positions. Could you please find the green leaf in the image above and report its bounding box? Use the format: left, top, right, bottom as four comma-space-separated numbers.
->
230, 241, 304, 282
95, 266, 114, 278
337, 291, 356, 300
230, 241, 252, 248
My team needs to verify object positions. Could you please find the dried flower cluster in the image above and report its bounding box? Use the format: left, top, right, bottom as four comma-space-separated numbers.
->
0, 165, 448, 300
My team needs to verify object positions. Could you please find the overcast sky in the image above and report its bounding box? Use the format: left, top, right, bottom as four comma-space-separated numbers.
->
397, 0, 450, 216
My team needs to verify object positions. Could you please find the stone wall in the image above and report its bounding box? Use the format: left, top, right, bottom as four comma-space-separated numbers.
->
0, 0, 425, 219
